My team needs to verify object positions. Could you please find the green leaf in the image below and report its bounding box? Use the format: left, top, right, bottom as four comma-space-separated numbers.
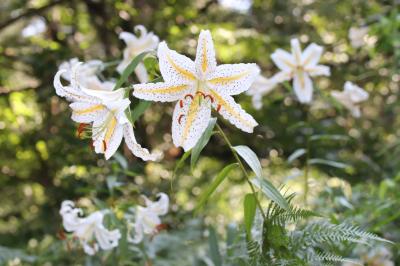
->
208, 226, 222, 266
308, 158, 349, 169
244, 193, 257, 238
287, 148, 306, 164
131, 100, 152, 124
310, 134, 350, 142
251, 178, 289, 210
191, 118, 217, 171
172, 150, 191, 178
113, 51, 149, 90
194, 163, 238, 212
233, 145, 262, 178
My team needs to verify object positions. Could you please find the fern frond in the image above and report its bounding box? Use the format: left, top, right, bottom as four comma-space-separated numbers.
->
315, 251, 362, 265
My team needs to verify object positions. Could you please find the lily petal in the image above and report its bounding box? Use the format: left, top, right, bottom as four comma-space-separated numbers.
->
119, 31, 138, 45
271, 49, 295, 72
146, 193, 169, 216
53, 69, 99, 103
94, 226, 121, 250
134, 62, 149, 83
291, 38, 302, 65
209, 90, 258, 132
301, 43, 323, 67
344, 81, 369, 103
70, 102, 106, 123
293, 71, 313, 103
206, 63, 260, 95
158, 42, 196, 83
123, 124, 162, 161
133, 82, 194, 102
172, 95, 211, 151
306, 65, 330, 77
195, 30, 217, 76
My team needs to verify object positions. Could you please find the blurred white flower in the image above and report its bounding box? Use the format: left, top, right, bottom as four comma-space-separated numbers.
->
128, 193, 169, 244
271, 38, 330, 104
331, 81, 369, 118
218, 0, 252, 13
53, 63, 161, 161
246, 73, 289, 109
22, 17, 46, 38
59, 200, 121, 256
348, 26, 369, 48
133, 30, 259, 151
117, 25, 160, 83
58, 58, 114, 91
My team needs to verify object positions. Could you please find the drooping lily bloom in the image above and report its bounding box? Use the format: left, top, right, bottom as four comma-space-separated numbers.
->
271, 38, 330, 104
117, 25, 160, 83
128, 193, 169, 244
59, 200, 121, 255
58, 58, 114, 91
53, 63, 161, 161
246, 73, 288, 110
133, 30, 259, 151
331, 81, 369, 118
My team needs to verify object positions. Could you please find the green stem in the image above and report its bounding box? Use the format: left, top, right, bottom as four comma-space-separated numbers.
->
304, 136, 310, 205
216, 123, 267, 220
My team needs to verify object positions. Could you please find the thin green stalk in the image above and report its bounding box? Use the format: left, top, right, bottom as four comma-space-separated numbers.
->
216, 123, 267, 220
304, 136, 310, 204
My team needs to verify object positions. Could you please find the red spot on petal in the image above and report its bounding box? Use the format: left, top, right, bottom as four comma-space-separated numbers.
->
178, 114, 185, 125
179, 100, 184, 108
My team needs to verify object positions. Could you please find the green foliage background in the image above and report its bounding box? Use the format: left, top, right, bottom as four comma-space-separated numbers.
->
0, 0, 399, 265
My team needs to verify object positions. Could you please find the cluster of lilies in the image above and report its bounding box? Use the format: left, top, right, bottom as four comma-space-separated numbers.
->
55, 25, 369, 255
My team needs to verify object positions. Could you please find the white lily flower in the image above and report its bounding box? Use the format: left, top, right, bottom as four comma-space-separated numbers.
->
133, 30, 259, 151
59, 200, 121, 255
117, 25, 160, 83
246, 73, 290, 110
58, 58, 110, 91
128, 193, 169, 244
270, 38, 330, 104
53, 63, 161, 161
331, 81, 369, 118
348, 26, 369, 48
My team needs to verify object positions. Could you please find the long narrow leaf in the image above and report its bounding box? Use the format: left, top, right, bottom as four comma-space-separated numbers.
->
113, 51, 149, 90
131, 100, 151, 124
194, 163, 238, 212
233, 145, 262, 177
308, 158, 349, 169
191, 118, 217, 171
251, 178, 289, 210
287, 148, 306, 164
208, 226, 222, 266
244, 193, 257, 238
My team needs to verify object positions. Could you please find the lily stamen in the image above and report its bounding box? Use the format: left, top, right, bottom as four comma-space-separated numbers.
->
184, 94, 194, 100
179, 100, 184, 108
204, 94, 214, 103
178, 114, 185, 124
102, 140, 107, 151
77, 123, 89, 139
216, 104, 222, 113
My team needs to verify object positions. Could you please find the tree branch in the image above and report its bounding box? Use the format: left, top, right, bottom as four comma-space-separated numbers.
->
0, 0, 67, 31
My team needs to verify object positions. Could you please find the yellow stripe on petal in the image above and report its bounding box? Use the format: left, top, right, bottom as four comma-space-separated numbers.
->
181, 95, 202, 145
207, 71, 249, 84
209, 90, 254, 128
104, 117, 117, 150
167, 55, 196, 80
201, 38, 208, 73
136, 84, 189, 94
74, 104, 104, 115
